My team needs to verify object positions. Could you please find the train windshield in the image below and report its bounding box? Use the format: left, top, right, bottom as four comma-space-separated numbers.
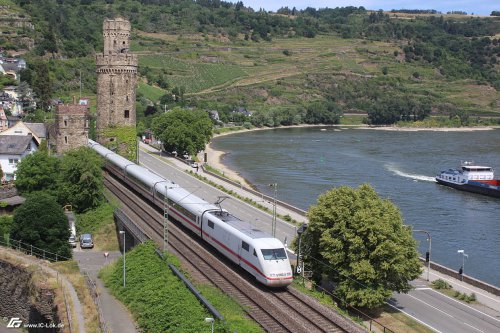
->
261, 248, 287, 260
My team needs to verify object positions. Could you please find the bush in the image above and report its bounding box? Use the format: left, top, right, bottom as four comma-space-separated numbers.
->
432, 279, 451, 290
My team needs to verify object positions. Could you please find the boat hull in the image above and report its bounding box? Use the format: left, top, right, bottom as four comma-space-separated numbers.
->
436, 178, 500, 198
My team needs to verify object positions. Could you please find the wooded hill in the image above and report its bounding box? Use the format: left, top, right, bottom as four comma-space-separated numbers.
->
3, 0, 500, 127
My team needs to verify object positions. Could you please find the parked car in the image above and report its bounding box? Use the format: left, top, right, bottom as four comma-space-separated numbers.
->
80, 233, 94, 249
68, 235, 77, 248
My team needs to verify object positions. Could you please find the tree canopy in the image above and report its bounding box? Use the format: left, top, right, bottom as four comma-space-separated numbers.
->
15, 150, 60, 198
11, 193, 72, 260
15, 148, 104, 213
300, 184, 421, 308
152, 108, 213, 156
59, 147, 104, 213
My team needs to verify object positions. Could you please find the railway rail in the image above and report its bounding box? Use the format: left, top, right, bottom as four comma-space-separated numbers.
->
104, 171, 364, 333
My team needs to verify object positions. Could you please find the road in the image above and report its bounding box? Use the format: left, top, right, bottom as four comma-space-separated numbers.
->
138, 146, 500, 333
389, 278, 500, 333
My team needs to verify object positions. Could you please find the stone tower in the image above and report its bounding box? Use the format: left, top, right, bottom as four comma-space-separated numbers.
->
55, 98, 90, 155
96, 17, 137, 143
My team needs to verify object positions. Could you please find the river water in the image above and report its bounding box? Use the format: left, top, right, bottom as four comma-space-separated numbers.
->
211, 127, 500, 287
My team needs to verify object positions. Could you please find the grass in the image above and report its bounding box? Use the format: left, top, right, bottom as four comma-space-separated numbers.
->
99, 241, 260, 333
76, 201, 119, 251
137, 81, 165, 102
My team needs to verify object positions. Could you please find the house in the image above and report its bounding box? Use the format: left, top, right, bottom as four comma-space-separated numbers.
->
0, 134, 38, 181
0, 121, 43, 145
231, 107, 252, 117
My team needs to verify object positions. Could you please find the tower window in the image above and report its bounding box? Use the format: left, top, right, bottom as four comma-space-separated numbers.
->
64, 136, 68, 144
124, 110, 130, 118
64, 120, 67, 127
126, 95, 129, 102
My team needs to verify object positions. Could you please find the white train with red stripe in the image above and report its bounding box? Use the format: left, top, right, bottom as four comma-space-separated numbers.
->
89, 140, 293, 287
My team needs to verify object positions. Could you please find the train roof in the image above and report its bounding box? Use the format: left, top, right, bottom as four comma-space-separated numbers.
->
209, 210, 271, 240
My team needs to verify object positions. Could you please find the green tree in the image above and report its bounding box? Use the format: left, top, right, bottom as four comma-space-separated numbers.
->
152, 108, 213, 156
0, 215, 13, 244
301, 184, 421, 308
14, 151, 59, 197
11, 193, 72, 260
58, 147, 104, 213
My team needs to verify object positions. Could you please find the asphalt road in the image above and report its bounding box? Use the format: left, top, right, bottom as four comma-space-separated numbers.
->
389, 279, 500, 333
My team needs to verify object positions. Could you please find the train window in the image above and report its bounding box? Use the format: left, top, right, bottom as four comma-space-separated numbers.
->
261, 248, 287, 260
208, 220, 214, 229
242, 241, 249, 252
253, 249, 257, 257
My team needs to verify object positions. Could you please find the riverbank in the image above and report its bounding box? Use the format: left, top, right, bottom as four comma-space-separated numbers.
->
202, 124, 500, 188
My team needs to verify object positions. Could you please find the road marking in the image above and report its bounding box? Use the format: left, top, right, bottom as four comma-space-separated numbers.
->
385, 301, 443, 333
415, 287, 432, 290
429, 289, 500, 324
408, 294, 454, 317
428, 272, 500, 306
463, 321, 485, 332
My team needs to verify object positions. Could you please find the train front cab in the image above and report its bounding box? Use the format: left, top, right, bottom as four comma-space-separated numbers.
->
254, 240, 293, 287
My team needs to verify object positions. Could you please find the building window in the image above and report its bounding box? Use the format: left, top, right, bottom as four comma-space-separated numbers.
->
124, 110, 130, 118
8, 158, 18, 165
242, 241, 249, 252
64, 120, 67, 127
65, 136, 68, 144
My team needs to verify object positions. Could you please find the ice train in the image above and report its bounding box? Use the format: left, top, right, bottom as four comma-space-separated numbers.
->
89, 140, 293, 287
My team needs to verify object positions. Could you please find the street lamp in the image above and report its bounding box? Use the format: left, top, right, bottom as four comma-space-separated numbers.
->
204, 317, 214, 333
268, 183, 277, 237
457, 249, 468, 281
413, 229, 432, 281
296, 223, 308, 275
119, 230, 126, 287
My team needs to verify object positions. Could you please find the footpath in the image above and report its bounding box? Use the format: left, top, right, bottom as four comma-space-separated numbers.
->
140, 143, 500, 317
74, 249, 138, 333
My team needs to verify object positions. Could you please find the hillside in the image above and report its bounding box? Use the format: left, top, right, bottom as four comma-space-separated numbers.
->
2, 0, 500, 127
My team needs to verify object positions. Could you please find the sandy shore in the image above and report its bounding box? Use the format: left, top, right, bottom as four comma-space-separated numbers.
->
201, 124, 500, 187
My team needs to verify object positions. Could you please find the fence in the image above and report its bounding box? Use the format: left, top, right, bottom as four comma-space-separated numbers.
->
0, 237, 71, 262
84, 271, 109, 333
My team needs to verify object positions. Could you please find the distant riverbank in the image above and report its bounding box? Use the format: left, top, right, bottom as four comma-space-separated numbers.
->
203, 124, 500, 187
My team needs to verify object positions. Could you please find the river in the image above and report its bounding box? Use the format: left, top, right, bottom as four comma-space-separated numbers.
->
211, 127, 500, 287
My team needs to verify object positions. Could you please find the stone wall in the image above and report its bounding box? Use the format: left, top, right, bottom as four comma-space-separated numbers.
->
0, 259, 61, 332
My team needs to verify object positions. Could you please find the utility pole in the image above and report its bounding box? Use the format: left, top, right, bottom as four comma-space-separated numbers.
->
269, 183, 277, 237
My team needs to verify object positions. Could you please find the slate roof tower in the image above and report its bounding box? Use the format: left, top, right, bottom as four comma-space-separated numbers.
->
95, 17, 137, 143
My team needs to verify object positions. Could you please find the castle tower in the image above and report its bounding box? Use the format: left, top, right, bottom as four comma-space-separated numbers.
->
55, 98, 90, 155
96, 17, 137, 143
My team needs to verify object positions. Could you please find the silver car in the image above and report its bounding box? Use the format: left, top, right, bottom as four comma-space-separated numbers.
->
80, 233, 94, 249
68, 235, 77, 248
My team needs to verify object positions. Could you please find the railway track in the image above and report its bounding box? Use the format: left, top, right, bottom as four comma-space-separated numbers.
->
104, 173, 364, 333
